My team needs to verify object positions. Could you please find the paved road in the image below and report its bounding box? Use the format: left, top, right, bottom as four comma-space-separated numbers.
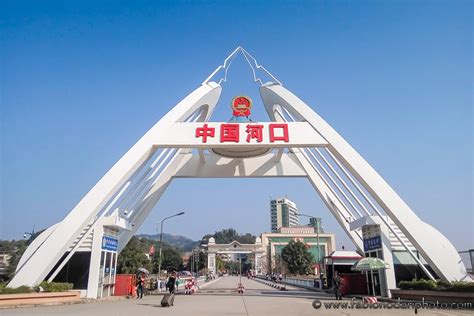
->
1, 276, 472, 315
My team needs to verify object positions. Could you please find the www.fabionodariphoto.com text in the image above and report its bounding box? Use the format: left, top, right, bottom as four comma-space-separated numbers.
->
312, 298, 473, 311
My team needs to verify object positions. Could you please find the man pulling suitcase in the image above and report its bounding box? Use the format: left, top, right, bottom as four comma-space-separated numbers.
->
161, 271, 177, 307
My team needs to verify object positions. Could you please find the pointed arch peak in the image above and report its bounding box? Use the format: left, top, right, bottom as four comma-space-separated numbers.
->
203, 47, 282, 87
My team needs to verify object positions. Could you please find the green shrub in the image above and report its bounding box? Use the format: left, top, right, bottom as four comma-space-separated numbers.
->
37, 281, 73, 292
398, 279, 437, 291
435, 279, 450, 289
0, 285, 33, 294
399, 279, 474, 292
0, 281, 74, 295
441, 281, 474, 293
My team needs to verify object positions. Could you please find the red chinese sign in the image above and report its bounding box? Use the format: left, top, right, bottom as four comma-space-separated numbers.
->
269, 123, 289, 142
220, 124, 239, 142
246, 124, 264, 143
195, 123, 289, 143
195, 124, 215, 143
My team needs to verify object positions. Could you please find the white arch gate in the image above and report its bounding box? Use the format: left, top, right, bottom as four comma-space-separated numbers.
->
9, 47, 470, 296
206, 238, 265, 276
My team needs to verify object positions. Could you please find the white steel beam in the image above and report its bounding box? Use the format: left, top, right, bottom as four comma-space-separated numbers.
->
260, 83, 468, 281
8, 82, 222, 288
267, 101, 363, 250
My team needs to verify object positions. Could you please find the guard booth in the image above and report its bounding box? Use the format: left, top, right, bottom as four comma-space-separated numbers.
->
95, 229, 119, 298
362, 225, 385, 296
86, 215, 130, 298
350, 216, 395, 297
323, 250, 364, 294
324, 251, 363, 280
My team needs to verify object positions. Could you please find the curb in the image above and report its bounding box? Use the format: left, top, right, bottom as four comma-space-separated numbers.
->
254, 278, 287, 291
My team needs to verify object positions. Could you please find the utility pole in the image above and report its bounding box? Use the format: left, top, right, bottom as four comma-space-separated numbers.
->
239, 253, 242, 284
196, 248, 200, 278
191, 249, 194, 276
193, 245, 200, 278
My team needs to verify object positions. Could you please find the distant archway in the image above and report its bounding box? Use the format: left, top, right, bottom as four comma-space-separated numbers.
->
206, 238, 265, 275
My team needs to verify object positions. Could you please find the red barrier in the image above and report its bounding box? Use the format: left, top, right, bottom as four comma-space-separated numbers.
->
114, 274, 136, 296
339, 273, 368, 295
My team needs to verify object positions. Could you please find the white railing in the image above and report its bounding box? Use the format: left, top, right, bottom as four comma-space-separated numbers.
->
283, 277, 322, 289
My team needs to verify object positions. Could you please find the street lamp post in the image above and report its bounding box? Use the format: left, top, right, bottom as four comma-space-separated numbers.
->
158, 211, 185, 290
23, 225, 35, 240
191, 248, 195, 277
298, 214, 322, 260
193, 245, 200, 278
239, 253, 242, 284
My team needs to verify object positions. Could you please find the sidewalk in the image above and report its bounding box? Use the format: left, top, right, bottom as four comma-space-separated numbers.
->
0, 294, 127, 310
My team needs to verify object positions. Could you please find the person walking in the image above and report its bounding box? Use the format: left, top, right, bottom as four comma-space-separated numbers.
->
167, 271, 177, 294
334, 272, 343, 300
136, 273, 145, 299
161, 271, 177, 307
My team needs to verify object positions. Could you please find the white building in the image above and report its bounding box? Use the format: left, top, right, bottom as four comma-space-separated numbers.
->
270, 198, 299, 233
261, 228, 336, 275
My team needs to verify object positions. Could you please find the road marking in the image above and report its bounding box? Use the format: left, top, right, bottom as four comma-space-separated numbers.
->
241, 296, 250, 316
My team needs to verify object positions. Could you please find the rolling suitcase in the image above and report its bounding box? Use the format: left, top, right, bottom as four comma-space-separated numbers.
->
161, 293, 175, 307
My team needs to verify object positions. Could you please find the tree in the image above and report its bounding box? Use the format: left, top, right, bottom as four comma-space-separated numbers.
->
4, 241, 27, 280
224, 260, 240, 273
272, 253, 286, 274
214, 228, 238, 244
201, 228, 256, 245
159, 247, 183, 272
1, 230, 43, 281
117, 237, 151, 274
118, 236, 185, 274
184, 250, 206, 272
215, 256, 225, 271
237, 233, 256, 244
281, 240, 314, 275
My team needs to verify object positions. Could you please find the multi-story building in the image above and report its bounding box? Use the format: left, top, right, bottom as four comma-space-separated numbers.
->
309, 217, 324, 233
270, 198, 299, 233
261, 224, 336, 275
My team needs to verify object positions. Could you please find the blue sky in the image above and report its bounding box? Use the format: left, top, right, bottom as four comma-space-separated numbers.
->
1, 1, 472, 252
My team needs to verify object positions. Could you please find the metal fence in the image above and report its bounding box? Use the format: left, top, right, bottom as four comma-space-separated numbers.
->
283, 277, 321, 289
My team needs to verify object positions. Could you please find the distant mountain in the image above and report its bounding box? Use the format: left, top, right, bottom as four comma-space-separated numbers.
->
136, 233, 197, 252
